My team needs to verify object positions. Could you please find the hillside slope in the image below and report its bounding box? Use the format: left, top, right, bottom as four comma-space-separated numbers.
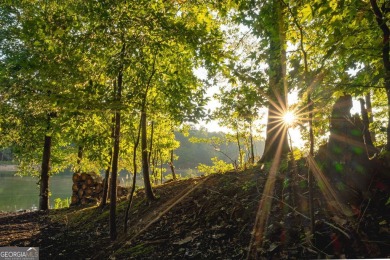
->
1, 166, 389, 259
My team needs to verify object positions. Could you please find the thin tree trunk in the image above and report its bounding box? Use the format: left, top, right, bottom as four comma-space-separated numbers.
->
236, 130, 243, 169
101, 151, 112, 208
76, 146, 83, 173
169, 149, 176, 180
160, 150, 163, 184
148, 121, 154, 167
149, 121, 157, 184
110, 109, 120, 240
308, 95, 315, 238
101, 115, 115, 208
386, 89, 390, 151
152, 149, 158, 184
142, 111, 156, 201
124, 115, 142, 233
110, 42, 125, 239
39, 130, 51, 211
360, 98, 377, 156
370, 0, 390, 151
365, 92, 376, 143
249, 121, 255, 164
139, 53, 157, 202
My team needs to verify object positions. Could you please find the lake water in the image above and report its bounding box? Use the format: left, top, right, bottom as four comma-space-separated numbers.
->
0, 168, 199, 212
0, 172, 73, 212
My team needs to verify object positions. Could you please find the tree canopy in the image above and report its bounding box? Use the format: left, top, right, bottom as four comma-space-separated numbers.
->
1, 0, 390, 248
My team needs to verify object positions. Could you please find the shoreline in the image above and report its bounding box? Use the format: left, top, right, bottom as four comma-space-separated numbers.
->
0, 165, 17, 172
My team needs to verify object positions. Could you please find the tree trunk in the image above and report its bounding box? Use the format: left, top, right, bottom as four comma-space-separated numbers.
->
141, 111, 155, 201
386, 88, 390, 151
160, 151, 163, 184
110, 54, 124, 240
148, 120, 154, 167
260, 0, 289, 162
76, 146, 83, 173
39, 133, 51, 210
149, 121, 156, 184
110, 108, 120, 240
365, 92, 376, 143
236, 129, 243, 168
370, 0, 390, 151
360, 98, 377, 156
308, 95, 315, 238
169, 149, 176, 180
124, 115, 142, 233
249, 121, 255, 164
101, 115, 116, 208
152, 149, 158, 184
100, 151, 112, 208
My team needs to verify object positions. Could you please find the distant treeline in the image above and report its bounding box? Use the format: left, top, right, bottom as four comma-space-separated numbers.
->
174, 129, 264, 169
0, 129, 264, 171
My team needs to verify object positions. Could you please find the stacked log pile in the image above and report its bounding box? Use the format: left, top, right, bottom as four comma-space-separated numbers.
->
71, 172, 103, 205
71, 172, 129, 206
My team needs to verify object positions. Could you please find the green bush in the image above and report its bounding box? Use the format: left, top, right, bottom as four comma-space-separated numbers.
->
197, 157, 234, 175
54, 197, 70, 209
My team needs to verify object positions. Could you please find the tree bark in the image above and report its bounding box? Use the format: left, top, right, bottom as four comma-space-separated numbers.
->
236, 129, 243, 168
169, 149, 177, 180
360, 98, 377, 156
141, 111, 156, 201
124, 115, 142, 233
39, 133, 51, 210
370, 0, 390, 151
101, 115, 115, 208
148, 120, 154, 167
260, 0, 290, 162
365, 92, 376, 143
160, 150, 163, 184
110, 47, 125, 240
76, 146, 83, 173
308, 95, 315, 238
100, 151, 112, 208
249, 121, 255, 164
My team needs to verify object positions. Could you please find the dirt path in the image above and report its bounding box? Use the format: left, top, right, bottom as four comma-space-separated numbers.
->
0, 211, 44, 247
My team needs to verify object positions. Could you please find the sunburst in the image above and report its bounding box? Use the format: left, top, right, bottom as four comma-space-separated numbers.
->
283, 111, 296, 126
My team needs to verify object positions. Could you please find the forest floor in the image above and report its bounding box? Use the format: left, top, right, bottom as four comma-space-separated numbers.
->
0, 165, 389, 259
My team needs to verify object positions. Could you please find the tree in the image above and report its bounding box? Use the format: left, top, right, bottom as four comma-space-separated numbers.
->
213, 84, 264, 168
260, 0, 290, 162
370, 0, 390, 151
0, 2, 92, 209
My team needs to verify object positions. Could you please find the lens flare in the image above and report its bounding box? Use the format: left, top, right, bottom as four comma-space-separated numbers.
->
283, 111, 296, 126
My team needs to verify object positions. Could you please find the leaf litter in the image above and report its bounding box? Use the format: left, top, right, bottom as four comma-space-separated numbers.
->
0, 165, 389, 259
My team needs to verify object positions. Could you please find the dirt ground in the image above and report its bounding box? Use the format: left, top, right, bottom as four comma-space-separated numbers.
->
1, 167, 389, 259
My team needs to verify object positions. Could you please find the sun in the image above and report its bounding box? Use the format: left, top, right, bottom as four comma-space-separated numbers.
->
283, 111, 296, 126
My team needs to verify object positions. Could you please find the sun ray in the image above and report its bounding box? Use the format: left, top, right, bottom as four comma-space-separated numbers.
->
264, 122, 289, 146
329, 133, 368, 151
306, 155, 353, 217
247, 128, 288, 257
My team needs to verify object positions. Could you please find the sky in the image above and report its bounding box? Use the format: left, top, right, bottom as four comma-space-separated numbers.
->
194, 73, 363, 150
